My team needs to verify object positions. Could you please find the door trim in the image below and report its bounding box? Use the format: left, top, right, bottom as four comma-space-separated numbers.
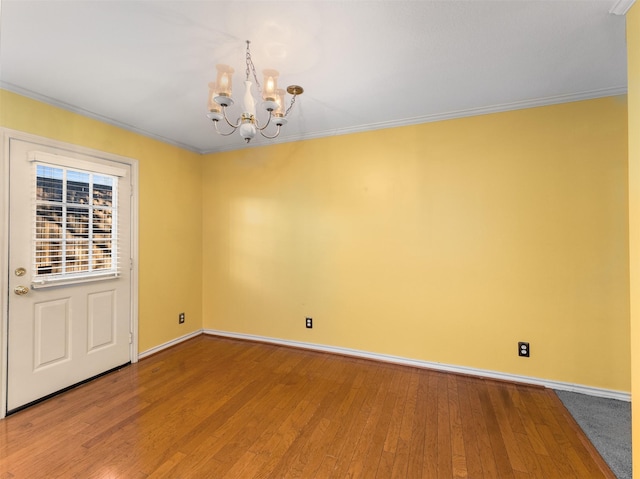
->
0, 128, 139, 419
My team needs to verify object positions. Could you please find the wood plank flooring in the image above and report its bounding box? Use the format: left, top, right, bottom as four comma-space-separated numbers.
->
0, 334, 615, 478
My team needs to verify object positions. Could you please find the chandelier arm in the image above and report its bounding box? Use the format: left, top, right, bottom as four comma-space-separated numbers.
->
259, 124, 282, 140
221, 106, 242, 129
255, 111, 274, 131
213, 120, 238, 137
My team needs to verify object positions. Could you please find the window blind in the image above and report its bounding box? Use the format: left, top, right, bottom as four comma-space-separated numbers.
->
30, 159, 121, 288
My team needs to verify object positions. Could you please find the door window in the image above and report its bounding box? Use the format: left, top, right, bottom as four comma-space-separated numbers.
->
33, 163, 119, 286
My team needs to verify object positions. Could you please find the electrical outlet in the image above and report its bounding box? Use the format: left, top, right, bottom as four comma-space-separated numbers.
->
518, 342, 530, 357
179, 312, 185, 324
305, 317, 313, 329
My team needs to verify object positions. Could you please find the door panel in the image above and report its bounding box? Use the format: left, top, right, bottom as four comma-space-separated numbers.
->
34, 298, 70, 368
88, 290, 116, 350
7, 137, 132, 412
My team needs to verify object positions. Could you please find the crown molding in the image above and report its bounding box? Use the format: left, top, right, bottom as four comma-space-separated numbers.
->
2, 82, 627, 156
610, 0, 636, 15
0, 82, 202, 154
202, 85, 628, 154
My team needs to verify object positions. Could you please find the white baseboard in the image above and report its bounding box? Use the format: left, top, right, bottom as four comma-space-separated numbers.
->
203, 329, 631, 402
138, 329, 203, 360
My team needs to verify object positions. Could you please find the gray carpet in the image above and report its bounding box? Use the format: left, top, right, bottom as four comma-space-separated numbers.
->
556, 390, 632, 479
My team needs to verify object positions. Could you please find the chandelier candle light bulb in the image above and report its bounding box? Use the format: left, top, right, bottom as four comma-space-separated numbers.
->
207, 40, 303, 143
262, 69, 279, 102
215, 65, 234, 102
273, 88, 287, 120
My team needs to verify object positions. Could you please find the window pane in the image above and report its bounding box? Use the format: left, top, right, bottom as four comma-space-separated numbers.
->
92, 239, 112, 270
67, 207, 90, 238
93, 209, 112, 234
94, 182, 113, 207
67, 171, 90, 204
36, 165, 63, 202
35, 240, 62, 275
36, 205, 63, 239
65, 240, 90, 272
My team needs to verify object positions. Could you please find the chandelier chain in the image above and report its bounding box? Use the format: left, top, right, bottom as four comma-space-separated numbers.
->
285, 94, 298, 117
245, 41, 261, 91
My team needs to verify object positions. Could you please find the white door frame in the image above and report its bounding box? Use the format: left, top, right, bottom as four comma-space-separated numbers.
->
0, 128, 139, 419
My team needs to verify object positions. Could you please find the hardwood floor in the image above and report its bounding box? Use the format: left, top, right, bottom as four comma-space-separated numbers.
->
0, 334, 615, 478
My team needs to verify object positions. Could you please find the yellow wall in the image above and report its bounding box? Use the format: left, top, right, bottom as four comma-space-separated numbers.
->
627, 3, 640, 476
203, 97, 630, 391
0, 78, 630, 392
0, 90, 203, 352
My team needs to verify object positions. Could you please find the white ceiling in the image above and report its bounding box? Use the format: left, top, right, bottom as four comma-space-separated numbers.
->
0, 0, 631, 154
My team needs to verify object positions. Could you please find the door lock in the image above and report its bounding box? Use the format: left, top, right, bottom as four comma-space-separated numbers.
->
14, 285, 29, 296
15, 267, 26, 277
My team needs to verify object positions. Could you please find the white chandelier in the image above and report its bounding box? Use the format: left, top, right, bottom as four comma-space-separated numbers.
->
207, 40, 304, 143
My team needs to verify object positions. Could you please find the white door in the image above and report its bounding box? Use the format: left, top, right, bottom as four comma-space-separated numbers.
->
6, 137, 132, 413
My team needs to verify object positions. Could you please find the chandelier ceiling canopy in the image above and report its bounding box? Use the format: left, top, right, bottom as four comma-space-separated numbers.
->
207, 40, 304, 144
